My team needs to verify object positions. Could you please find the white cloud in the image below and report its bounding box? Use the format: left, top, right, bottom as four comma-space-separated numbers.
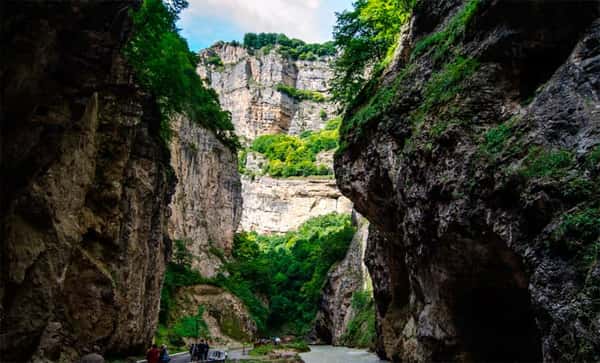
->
181, 0, 342, 44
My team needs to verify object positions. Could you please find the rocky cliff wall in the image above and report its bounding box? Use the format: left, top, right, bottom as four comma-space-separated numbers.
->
1, 2, 175, 361
335, 1, 600, 362
313, 216, 371, 345
197, 43, 337, 141
168, 116, 242, 277
239, 176, 352, 234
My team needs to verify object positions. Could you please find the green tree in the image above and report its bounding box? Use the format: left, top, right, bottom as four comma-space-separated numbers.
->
125, 0, 236, 146
332, 0, 415, 106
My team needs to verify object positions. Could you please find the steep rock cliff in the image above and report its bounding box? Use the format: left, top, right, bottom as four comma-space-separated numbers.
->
335, 0, 600, 362
1, 2, 174, 361
198, 42, 352, 234
313, 216, 371, 345
197, 43, 337, 141
168, 115, 242, 277
240, 176, 352, 234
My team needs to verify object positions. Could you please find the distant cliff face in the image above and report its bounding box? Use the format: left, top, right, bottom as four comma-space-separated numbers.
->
335, 0, 600, 362
168, 115, 242, 277
197, 43, 337, 141
240, 175, 352, 234
198, 42, 351, 234
1, 2, 174, 361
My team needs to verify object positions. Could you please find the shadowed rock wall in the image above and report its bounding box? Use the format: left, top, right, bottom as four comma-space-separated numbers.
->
1, 2, 175, 361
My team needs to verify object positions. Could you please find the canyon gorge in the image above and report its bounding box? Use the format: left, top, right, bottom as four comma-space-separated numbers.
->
2, 0, 599, 362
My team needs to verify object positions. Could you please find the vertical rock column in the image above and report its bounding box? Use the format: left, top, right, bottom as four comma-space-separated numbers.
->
1, 2, 175, 361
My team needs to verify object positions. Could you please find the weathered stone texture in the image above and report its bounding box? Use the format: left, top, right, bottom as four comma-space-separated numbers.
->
335, 0, 600, 362
1, 1, 174, 361
168, 115, 242, 277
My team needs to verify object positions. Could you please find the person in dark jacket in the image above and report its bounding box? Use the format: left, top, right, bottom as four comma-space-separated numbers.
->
199, 339, 209, 361
190, 342, 200, 361
159, 345, 170, 362
146, 344, 160, 363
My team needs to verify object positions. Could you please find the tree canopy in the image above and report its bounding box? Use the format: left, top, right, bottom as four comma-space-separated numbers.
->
331, 0, 415, 106
125, 0, 237, 147
243, 32, 336, 60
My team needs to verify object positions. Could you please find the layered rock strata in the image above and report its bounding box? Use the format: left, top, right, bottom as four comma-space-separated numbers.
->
198, 43, 337, 141
1, 1, 174, 361
239, 176, 352, 234
335, 1, 600, 362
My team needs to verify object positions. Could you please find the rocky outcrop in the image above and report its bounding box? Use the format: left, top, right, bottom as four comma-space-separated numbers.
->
1, 1, 174, 361
335, 0, 600, 362
168, 116, 242, 277
171, 285, 257, 344
313, 216, 370, 345
240, 176, 352, 234
197, 43, 337, 141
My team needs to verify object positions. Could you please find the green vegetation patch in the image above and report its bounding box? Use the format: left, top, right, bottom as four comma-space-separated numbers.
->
249, 118, 340, 177
550, 208, 600, 274
205, 53, 224, 67
520, 147, 574, 179
414, 56, 479, 124
159, 240, 208, 324
125, 0, 237, 147
156, 306, 210, 348
331, 0, 415, 105
587, 145, 600, 168
249, 341, 310, 356
335, 0, 481, 148
238, 148, 249, 174
228, 213, 356, 335
339, 72, 405, 145
243, 32, 336, 60
340, 290, 376, 349
276, 84, 327, 103
411, 0, 481, 61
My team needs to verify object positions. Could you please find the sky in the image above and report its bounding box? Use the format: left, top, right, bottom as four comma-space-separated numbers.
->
176, 0, 355, 51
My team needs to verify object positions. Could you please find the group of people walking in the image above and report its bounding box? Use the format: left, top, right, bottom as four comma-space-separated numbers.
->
145, 339, 211, 363
190, 339, 210, 362
146, 344, 171, 363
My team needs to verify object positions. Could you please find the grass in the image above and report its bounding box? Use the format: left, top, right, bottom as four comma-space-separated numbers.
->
340, 290, 376, 349
550, 208, 600, 274
520, 147, 574, 179
411, 0, 481, 62
249, 342, 310, 356
276, 84, 327, 102
414, 56, 479, 124
480, 117, 522, 157
338, 66, 410, 148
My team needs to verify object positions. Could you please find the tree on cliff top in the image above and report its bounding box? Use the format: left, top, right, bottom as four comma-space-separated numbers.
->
125, 0, 237, 147
332, 0, 415, 106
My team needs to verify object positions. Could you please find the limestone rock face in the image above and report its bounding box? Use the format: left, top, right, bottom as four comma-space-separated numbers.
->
171, 285, 257, 344
239, 176, 352, 234
335, 1, 600, 362
313, 216, 371, 344
1, 1, 174, 361
197, 43, 337, 141
168, 116, 242, 277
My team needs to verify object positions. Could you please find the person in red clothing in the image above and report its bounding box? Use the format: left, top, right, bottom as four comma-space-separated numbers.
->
146, 344, 160, 363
